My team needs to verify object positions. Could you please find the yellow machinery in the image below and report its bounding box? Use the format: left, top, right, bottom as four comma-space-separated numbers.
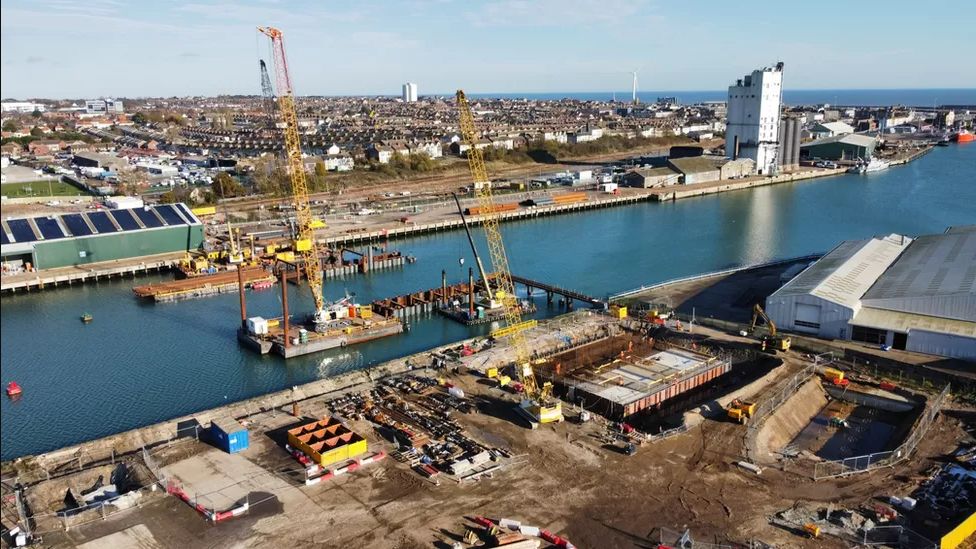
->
751, 304, 792, 352
456, 90, 562, 425
727, 399, 757, 424
258, 26, 326, 324
822, 367, 845, 384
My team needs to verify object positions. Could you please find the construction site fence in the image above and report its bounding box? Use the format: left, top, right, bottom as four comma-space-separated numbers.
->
657, 527, 734, 549
746, 359, 822, 436
645, 423, 689, 444
0, 447, 166, 542
813, 383, 950, 480
845, 349, 976, 395
861, 524, 937, 548
608, 253, 823, 301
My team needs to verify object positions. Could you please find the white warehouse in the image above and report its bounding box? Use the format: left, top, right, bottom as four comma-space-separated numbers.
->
765, 226, 976, 360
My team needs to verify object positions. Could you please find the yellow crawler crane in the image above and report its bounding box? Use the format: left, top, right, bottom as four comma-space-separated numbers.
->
258, 26, 326, 323
456, 90, 561, 425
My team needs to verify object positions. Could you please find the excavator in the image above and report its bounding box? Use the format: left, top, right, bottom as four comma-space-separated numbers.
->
751, 304, 791, 353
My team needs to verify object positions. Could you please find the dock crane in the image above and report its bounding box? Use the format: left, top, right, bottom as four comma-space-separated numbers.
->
456, 90, 562, 425
750, 304, 791, 353
258, 26, 326, 324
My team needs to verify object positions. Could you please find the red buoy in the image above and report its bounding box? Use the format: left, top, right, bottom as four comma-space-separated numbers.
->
6, 382, 23, 397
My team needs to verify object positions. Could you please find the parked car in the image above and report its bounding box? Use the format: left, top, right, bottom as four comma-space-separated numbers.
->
814, 161, 838, 169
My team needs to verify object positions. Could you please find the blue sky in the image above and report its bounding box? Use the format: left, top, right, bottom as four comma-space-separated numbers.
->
1, 0, 974, 99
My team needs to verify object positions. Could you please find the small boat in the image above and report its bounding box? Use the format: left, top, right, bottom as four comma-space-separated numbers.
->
936, 139, 950, 147
953, 129, 975, 143
848, 158, 889, 174
250, 280, 274, 291
6, 381, 23, 397
81, 313, 93, 323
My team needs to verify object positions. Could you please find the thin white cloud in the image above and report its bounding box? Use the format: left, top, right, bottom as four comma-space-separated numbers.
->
469, 0, 654, 27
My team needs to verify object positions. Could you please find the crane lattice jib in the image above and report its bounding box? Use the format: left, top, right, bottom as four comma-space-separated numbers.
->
259, 26, 324, 316
259, 60, 276, 128
456, 90, 540, 399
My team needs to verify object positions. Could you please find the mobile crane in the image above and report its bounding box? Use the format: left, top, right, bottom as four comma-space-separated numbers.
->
258, 26, 327, 324
456, 90, 562, 425
751, 304, 791, 353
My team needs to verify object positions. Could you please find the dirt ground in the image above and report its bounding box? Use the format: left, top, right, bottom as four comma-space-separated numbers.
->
28, 343, 970, 549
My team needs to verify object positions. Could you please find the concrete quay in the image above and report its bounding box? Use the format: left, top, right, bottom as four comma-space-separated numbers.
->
6, 311, 607, 477
1, 253, 181, 294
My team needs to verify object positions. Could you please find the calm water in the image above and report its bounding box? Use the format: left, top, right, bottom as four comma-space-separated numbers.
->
467, 88, 976, 107
2, 145, 975, 460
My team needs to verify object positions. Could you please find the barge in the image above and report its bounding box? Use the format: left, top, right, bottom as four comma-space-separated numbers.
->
132, 266, 276, 302
238, 301, 403, 359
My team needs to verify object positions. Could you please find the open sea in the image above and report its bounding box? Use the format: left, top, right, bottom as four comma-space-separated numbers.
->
465, 88, 976, 107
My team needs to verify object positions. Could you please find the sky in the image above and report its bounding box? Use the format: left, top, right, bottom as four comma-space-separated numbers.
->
1, 0, 975, 99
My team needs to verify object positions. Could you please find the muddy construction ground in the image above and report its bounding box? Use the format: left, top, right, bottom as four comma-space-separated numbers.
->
8, 322, 973, 549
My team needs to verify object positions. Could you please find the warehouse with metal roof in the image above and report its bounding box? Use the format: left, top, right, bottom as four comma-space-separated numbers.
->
799, 133, 879, 161
765, 226, 976, 360
0, 203, 204, 270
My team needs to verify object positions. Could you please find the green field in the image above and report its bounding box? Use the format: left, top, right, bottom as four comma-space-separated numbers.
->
1, 180, 86, 197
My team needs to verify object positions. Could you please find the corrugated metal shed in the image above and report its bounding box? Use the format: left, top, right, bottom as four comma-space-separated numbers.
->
861, 227, 976, 321
667, 156, 719, 174
769, 234, 911, 309
851, 307, 976, 338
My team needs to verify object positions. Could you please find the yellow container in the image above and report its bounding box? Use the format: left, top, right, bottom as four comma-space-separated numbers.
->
266, 319, 280, 327
486, 367, 498, 379
611, 305, 628, 319
276, 251, 295, 262
824, 368, 844, 381
358, 307, 373, 319
309, 219, 326, 229
265, 244, 277, 254
498, 375, 511, 387
191, 206, 217, 216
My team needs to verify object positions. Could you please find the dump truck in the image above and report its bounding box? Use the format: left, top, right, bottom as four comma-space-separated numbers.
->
727, 399, 757, 424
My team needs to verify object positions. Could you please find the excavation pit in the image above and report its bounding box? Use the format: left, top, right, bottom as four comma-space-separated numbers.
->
754, 377, 925, 465
788, 400, 915, 461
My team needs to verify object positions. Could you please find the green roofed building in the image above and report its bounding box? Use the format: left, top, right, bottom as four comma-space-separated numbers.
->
799, 133, 878, 161
0, 203, 203, 270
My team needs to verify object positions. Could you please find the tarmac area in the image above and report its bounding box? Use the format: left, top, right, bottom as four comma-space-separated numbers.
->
23, 322, 970, 549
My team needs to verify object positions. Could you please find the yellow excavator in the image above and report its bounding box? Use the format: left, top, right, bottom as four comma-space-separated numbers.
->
751, 304, 791, 353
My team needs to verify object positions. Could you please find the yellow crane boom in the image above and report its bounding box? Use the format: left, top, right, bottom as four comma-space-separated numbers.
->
456, 90, 560, 424
258, 26, 325, 322
751, 303, 777, 336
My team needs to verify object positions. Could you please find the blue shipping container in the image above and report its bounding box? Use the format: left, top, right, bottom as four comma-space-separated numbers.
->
210, 417, 249, 454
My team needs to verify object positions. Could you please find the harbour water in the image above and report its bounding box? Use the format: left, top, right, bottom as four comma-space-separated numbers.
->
2, 144, 975, 460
